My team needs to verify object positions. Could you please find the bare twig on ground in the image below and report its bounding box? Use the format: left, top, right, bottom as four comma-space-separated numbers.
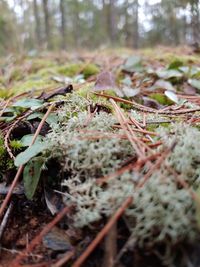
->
52, 250, 75, 267
71, 197, 133, 267
102, 222, 117, 267
94, 92, 200, 115
0, 201, 13, 240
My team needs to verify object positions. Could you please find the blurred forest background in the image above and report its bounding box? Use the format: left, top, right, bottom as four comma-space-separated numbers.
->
0, 0, 200, 55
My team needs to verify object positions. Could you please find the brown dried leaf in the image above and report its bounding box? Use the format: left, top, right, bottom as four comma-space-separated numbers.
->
94, 71, 117, 91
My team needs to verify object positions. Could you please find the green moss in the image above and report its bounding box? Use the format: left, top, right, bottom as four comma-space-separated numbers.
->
150, 93, 174, 105
0, 133, 14, 174
56, 63, 100, 78
76, 84, 93, 97
82, 63, 100, 78
9, 67, 24, 81
120, 102, 133, 110
11, 78, 56, 94
10, 140, 23, 151
56, 63, 82, 77
35, 67, 58, 78
28, 59, 56, 74
0, 87, 14, 98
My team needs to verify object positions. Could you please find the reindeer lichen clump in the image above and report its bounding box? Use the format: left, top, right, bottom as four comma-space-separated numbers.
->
43, 101, 200, 258
158, 123, 200, 187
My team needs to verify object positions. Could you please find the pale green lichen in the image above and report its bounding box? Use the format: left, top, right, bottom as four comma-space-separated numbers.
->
126, 172, 197, 249
56, 94, 89, 122
63, 172, 135, 227
44, 111, 133, 180
39, 101, 200, 262
158, 123, 200, 187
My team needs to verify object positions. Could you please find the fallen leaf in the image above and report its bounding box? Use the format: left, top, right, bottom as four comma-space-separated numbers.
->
188, 79, 200, 91
43, 227, 73, 251
122, 86, 140, 97
156, 69, 183, 79
14, 142, 46, 166
93, 71, 119, 95
154, 79, 175, 91
12, 98, 44, 110
122, 55, 143, 72
44, 187, 63, 215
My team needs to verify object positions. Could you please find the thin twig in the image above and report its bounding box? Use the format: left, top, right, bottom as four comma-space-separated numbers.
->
137, 142, 176, 188
97, 152, 161, 185
0, 201, 13, 239
110, 99, 146, 158
0, 99, 11, 118
71, 197, 133, 267
94, 92, 200, 114
52, 250, 75, 267
102, 222, 117, 267
1, 247, 43, 259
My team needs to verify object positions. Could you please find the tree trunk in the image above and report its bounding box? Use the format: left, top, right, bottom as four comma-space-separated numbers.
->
191, 0, 200, 43
42, 0, 52, 49
133, 0, 139, 49
108, 0, 117, 44
60, 0, 66, 49
33, 0, 42, 48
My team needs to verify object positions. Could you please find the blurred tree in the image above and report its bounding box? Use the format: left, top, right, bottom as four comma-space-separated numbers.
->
144, 0, 184, 46
0, 0, 199, 54
0, 0, 18, 54
108, 0, 117, 44
33, 0, 42, 48
60, 0, 67, 49
190, 0, 200, 42
42, 0, 52, 49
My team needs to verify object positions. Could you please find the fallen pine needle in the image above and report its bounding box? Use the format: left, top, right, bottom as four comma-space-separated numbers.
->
52, 250, 75, 267
71, 196, 133, 267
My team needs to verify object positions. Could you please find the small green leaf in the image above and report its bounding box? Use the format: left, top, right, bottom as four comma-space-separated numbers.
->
122, 86, 140, 97
14, 142, 47, 167
164, 90, 179, 104
123, 56, 143, 72
188, 79, 200, 91
150, 93, 170, 105
27, 112, 58, 125
156, 69, 182, 79
23, 157, 44, 200
27, 112, 44, 120
20, 134, 44, 147
154, 79, 175, 91
12, 98, 44, 110
179, 66, 190, 74
168, 59, 183, 70
121, 76, 132, 86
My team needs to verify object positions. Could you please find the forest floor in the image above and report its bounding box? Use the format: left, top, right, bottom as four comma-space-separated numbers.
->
0, 46, 200, 267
